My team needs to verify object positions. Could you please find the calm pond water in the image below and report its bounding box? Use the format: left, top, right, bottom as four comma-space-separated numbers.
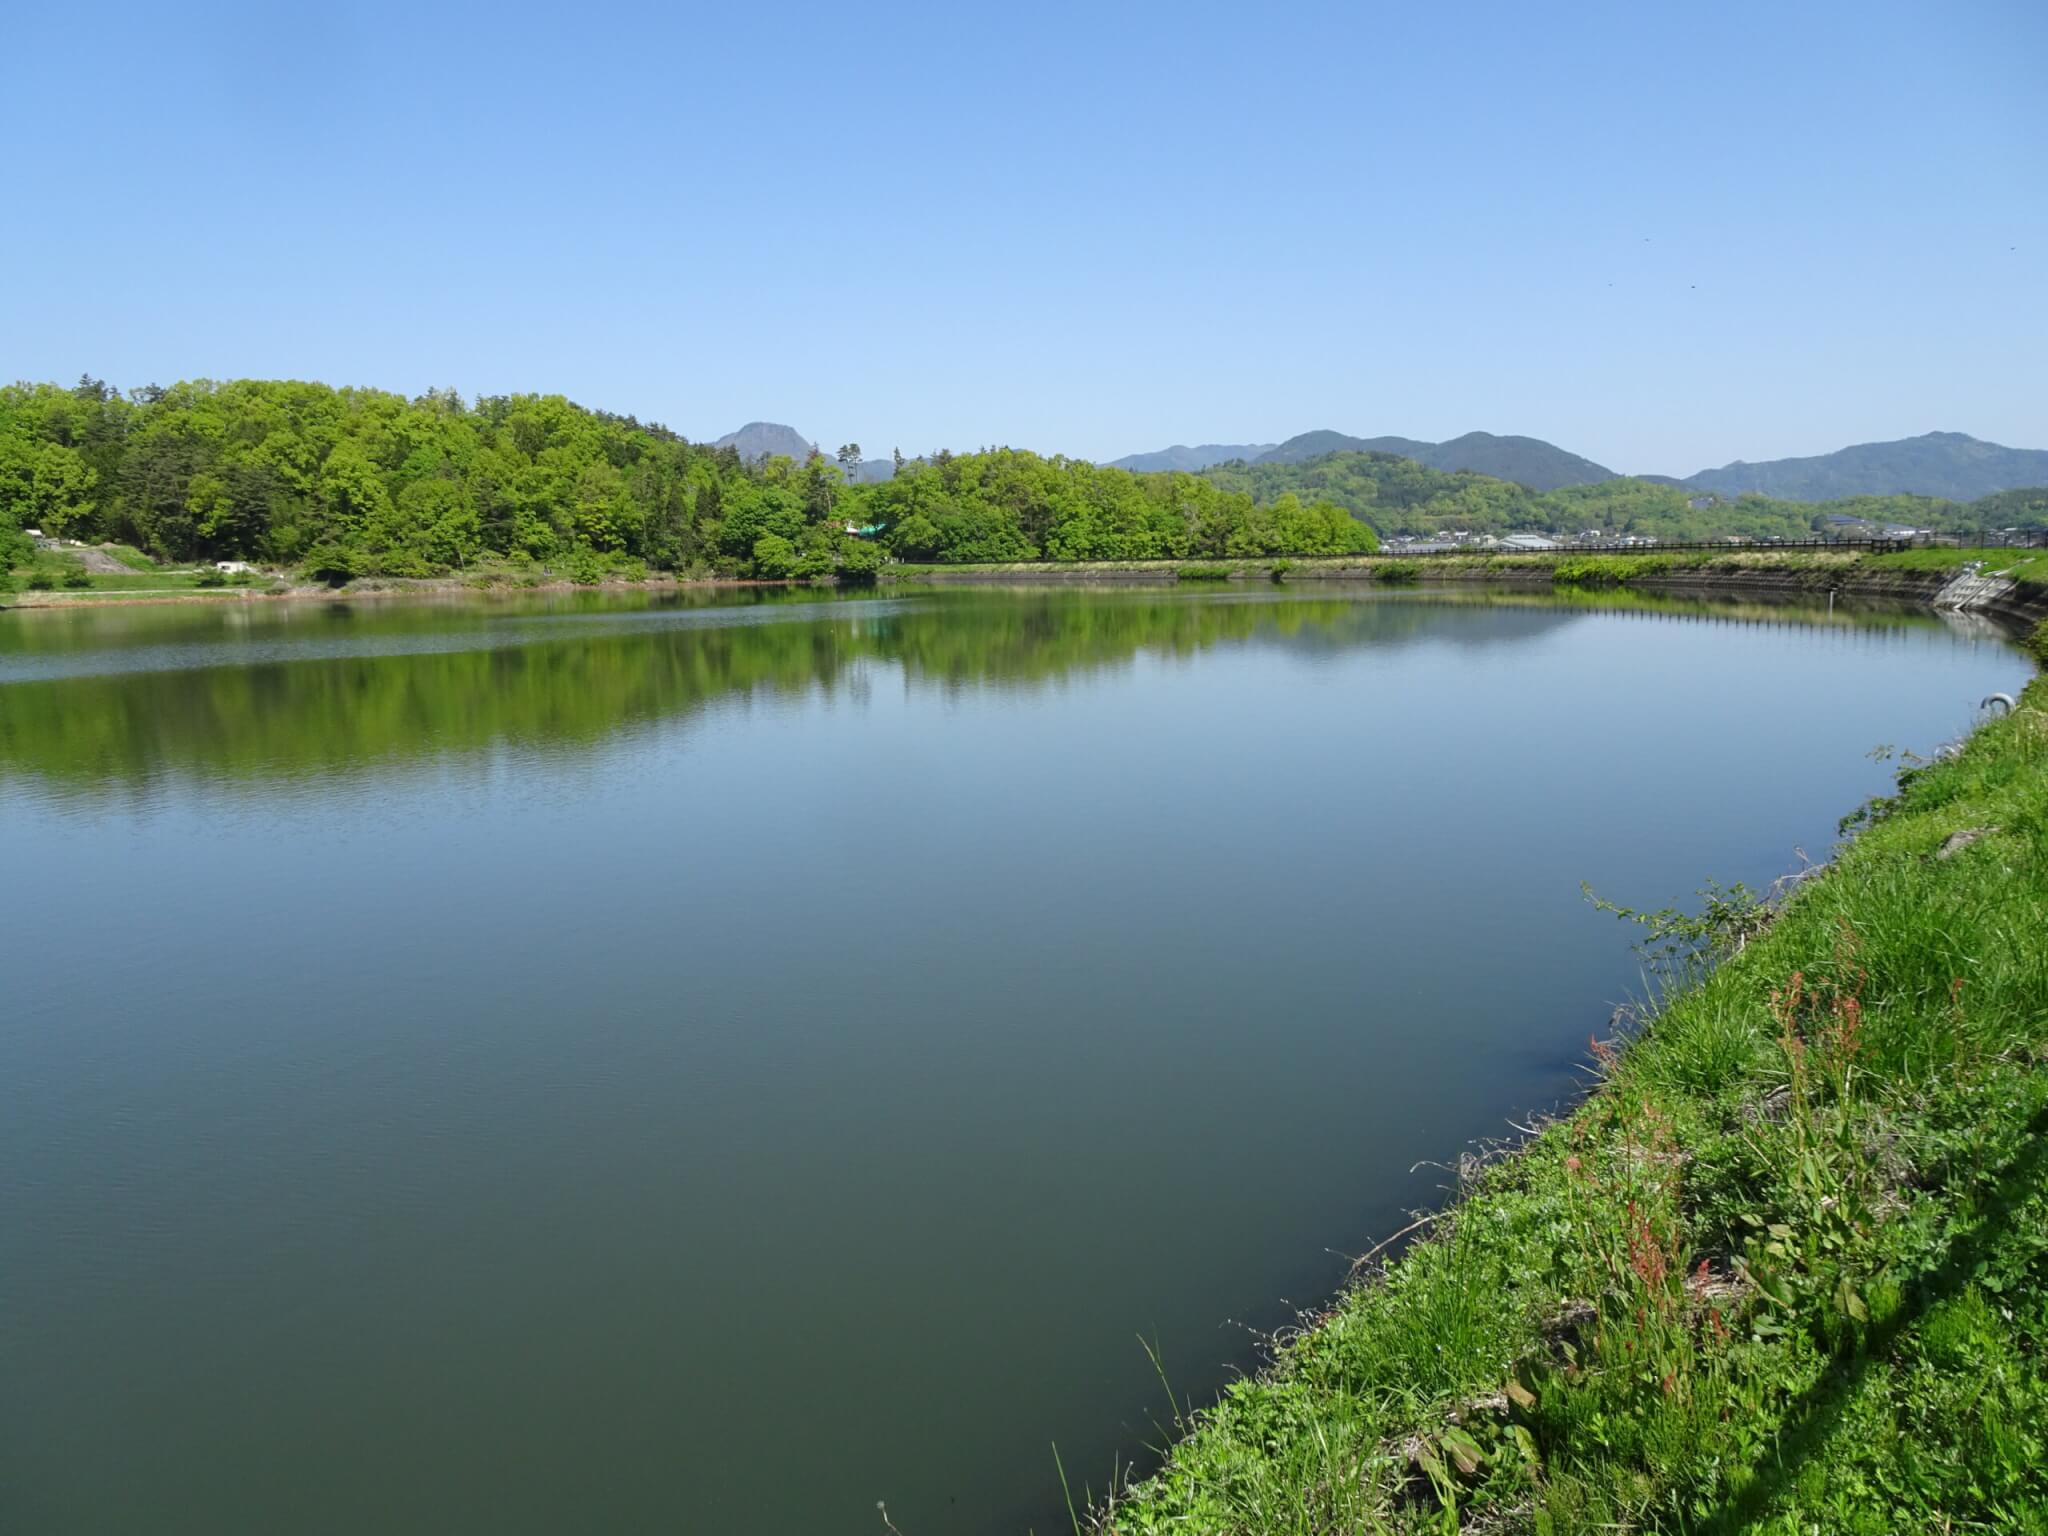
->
0, 584, 2029, 1534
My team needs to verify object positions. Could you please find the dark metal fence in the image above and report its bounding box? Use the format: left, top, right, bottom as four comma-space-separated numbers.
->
1379, 537, 1916, 558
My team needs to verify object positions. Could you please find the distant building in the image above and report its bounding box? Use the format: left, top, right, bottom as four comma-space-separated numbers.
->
215, 560, 255, 574
1499, 533, 1561, 552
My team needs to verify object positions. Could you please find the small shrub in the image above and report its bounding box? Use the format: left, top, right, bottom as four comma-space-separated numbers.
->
62, 565, 94, 589
195, 568, 227, 588
301, 543, 359, 586
837, 541, 882, 584
1176, 564, 1231, 581
750, 534, 798, 579
1373, 561, 1420, 584
372, 548, 435, 579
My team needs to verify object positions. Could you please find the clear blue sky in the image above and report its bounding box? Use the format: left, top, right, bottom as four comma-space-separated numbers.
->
5, 0, 2042, 474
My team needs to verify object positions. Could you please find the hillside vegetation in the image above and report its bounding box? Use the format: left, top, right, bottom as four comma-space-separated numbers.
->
1098, 676, 2048, 1534
1201, 452, 2046, 543
1114, 430, 1619, 489
1248, 430, 1618, 490
1114, 430, 2048, 503
0, 378, 1372, 586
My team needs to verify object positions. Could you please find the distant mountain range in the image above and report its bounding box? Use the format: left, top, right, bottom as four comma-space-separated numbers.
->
721, 420, 2048, 501
1108, 430, 2048, 500
1107, 442, 1278, 474
1680, 432, 2048, 502
1106, 431, 1616, 491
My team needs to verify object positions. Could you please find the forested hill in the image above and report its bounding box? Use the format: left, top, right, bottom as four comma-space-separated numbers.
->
1198, 450, 2048, 542
0, 378, 1374, 580
1115, 428, 2048, 501
1111, 430, 1618, 490
1681, 432, 2048, 501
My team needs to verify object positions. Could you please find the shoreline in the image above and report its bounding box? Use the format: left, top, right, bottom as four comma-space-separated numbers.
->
0, 572, 788, 613
1092, 670, 2048, 1531
880, 549, 2048, 633
9, 549, 2045, 634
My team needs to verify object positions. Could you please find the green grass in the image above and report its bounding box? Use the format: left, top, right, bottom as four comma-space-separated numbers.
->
82, 569, 232, 591
1550, 554, 1678, 586
97, 543, 163, 573
3, 545, 281, 601
1540, 545, 2048, 592
1093, 676, 2048, 1534
4, 562, 271, 601
1866, 546, 2048, 589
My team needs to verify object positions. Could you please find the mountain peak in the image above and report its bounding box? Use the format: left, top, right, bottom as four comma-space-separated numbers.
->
712, 422, 818, 463
1247, 431, 1615, 490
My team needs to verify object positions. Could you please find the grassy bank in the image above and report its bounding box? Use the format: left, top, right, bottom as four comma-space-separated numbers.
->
1092, 675, 2048, 1534
1867, 546, 2048, 588
887, 547, 2048, 591
16, 544, 2039, 608
1, 547, 774, 609
883, 548, 1877, 586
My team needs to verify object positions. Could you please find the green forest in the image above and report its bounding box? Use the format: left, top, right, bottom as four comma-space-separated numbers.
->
0, 377, 1371, 583
4, 377, 2041, 589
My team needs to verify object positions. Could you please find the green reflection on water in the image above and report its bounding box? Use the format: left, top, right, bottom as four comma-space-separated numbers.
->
0, 585, 1945, 794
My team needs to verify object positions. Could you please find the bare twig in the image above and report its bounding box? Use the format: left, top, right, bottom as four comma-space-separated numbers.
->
1346, 1212, 1441, 1278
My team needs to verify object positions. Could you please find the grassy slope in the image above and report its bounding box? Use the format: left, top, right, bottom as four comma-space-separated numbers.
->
1097, 677, 2048, 1535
